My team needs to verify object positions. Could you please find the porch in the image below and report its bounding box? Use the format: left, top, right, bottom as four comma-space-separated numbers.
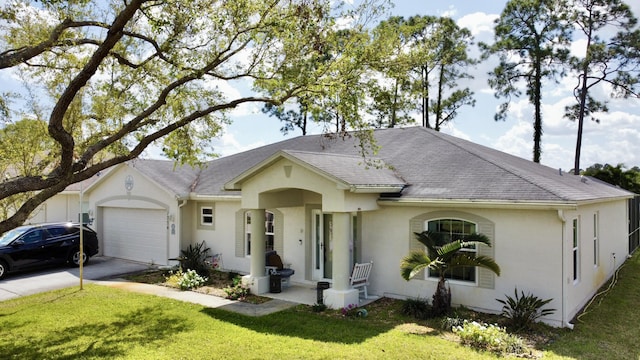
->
261, 281, 380, 307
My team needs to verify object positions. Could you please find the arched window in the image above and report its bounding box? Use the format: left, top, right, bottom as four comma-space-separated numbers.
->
426, 218, 477, 283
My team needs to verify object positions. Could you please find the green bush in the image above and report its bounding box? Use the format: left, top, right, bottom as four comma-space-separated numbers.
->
401, 297, 431, 320
453, 320, 528, 355
176, 269, 208, 290
311, 303, 327, 312
440, 315, 465, 331
496, 288, 556, 330
223, 276, 250, 300
178, 241, 211, 277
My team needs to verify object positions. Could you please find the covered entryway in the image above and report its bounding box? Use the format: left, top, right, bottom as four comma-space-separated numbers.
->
102, 207, 168, 264
224, 150, 406, 309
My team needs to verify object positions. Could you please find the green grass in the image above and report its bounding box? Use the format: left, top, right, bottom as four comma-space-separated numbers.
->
0, 286, 498, 360
543, 252, 640, 359
2, 252, 640, 359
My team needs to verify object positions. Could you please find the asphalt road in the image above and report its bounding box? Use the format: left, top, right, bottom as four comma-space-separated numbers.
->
0, 256, 150, 302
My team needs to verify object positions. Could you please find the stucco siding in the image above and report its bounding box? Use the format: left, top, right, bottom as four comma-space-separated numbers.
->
29, 194, 80, 224
564, 200, 629, 322
360, 206, 565, 325
89, 165, 180, 263
194, 200, 247, 273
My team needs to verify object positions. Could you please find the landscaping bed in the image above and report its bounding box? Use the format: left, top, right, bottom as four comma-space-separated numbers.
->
124, 267, 271, 304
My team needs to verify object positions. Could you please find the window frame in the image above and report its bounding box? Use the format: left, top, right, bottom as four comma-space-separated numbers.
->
572, 217, 580, 284
244, 210, 275, 257
593, 212, 599, 267
425, 218, 479, 285
200, 206, 214, 226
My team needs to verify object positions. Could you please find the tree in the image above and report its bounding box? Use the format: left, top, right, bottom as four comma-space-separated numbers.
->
400, 230, 501, 316
566, 0, 640, 175
0, 0, 386, 233
367, 16, 415, 128
482, 0, 572, 163
0, 118, 54, 221
582, 163, 640, 193
405, 15, 476, 130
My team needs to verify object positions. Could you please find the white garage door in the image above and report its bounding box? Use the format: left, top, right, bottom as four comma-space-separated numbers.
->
102, 207, 167, 264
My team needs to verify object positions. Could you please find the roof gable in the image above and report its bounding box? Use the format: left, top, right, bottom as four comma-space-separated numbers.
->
225, 150, 406, 193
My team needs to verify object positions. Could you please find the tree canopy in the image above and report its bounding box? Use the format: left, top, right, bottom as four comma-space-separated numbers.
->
482, 0, 572, 163
566, 0, 640, 174
0, 0, 388, 233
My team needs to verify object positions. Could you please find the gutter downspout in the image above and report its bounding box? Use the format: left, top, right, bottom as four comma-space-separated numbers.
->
557, 210, 574, 329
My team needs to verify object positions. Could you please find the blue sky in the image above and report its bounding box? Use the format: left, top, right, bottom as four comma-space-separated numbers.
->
211, 0, 640, 171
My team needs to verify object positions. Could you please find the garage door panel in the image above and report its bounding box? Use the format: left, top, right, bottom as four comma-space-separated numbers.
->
103, 207, 167, 264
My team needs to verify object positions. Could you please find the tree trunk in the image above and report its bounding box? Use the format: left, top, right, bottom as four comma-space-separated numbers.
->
434, 63, 445, 131
432, 277, 451, 316
532, 56, 543, 163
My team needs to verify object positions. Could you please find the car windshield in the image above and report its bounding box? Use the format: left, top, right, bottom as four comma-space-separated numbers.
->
0, 227, 30, 246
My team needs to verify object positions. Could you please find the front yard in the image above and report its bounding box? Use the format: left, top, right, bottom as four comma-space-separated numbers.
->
1, 252, 640, 359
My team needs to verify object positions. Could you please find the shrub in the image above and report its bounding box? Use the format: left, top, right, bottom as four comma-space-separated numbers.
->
311, 303, 327, 312
223, 276, 250, 300
441, 315, 465, 331
453, 320, 528, 355
176, 269, 208, 290
496, 288, 556, 330
178, 241, 211, 277
401, 297, 431, 320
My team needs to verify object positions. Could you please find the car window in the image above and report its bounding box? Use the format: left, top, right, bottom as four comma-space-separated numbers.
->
22, 229, 43, 244
0, 227, 30, 246
46, 226, 68, 237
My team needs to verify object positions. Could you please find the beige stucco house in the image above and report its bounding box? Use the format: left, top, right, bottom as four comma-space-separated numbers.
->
39, 127, 634, 327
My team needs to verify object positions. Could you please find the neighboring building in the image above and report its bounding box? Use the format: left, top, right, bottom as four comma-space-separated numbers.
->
49, 126, 632, 327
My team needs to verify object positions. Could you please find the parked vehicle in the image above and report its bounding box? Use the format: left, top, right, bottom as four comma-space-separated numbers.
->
0, 223, 99, 279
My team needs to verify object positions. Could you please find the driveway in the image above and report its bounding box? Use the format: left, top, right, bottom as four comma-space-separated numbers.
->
0, 256, 150, 302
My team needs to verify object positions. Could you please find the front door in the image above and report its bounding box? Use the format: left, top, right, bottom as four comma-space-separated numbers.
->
312, 210, 333, 280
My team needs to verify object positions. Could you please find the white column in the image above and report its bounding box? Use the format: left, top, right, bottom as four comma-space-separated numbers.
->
243, 209, 269, 294
324, 212, 359, 308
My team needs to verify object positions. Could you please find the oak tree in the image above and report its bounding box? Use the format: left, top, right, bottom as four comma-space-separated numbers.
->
0, 0, 386, 233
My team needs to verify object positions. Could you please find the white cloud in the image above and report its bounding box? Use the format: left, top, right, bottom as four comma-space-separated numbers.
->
212, 130, 266, 157
457, 12, 498, 40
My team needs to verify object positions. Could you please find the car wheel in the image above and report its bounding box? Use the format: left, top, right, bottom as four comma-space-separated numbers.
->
0, 260, 8, 280
68, 248, 89, 267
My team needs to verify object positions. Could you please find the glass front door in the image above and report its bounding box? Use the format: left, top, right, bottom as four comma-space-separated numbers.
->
312, 210, 332, 280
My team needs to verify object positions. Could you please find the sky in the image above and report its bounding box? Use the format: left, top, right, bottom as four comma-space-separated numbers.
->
208, 0, 640, 172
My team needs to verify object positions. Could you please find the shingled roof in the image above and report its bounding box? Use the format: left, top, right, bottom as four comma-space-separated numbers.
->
131, 127, 633, 204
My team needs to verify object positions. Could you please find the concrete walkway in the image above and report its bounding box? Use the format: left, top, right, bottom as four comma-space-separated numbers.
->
96, 279, 299, 316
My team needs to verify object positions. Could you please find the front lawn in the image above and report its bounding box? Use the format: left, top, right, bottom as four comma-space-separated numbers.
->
1, 251, 640, 359
0, 285, 494, 359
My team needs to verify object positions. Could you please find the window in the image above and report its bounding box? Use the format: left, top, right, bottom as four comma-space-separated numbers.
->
426, 219, 477, 283
22, 229, 43, 244
593, 213, 599, 267
245, 212, 252, 256
245, 210, 275, 256
265, 211, 275, 252
200, 206, 214, 226
573, 218, 580, 283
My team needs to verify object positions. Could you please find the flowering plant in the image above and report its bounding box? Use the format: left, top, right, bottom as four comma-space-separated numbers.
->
176, 269, 208, 290
341, 303, 358, 317
453, 320, 526, 355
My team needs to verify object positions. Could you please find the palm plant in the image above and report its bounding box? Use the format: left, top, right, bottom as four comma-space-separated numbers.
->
400, 231, 501, 316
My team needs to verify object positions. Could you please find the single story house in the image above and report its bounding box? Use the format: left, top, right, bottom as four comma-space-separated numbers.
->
40, 126, 634, 327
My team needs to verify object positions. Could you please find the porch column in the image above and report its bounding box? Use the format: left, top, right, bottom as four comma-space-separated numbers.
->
242, 209, 269, 294
324, 212, 359, 308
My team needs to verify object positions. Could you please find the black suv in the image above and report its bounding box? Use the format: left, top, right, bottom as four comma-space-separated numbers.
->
0, 223, 99, 279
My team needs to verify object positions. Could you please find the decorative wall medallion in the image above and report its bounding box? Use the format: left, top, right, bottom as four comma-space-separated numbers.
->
125, 175, 134, 191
